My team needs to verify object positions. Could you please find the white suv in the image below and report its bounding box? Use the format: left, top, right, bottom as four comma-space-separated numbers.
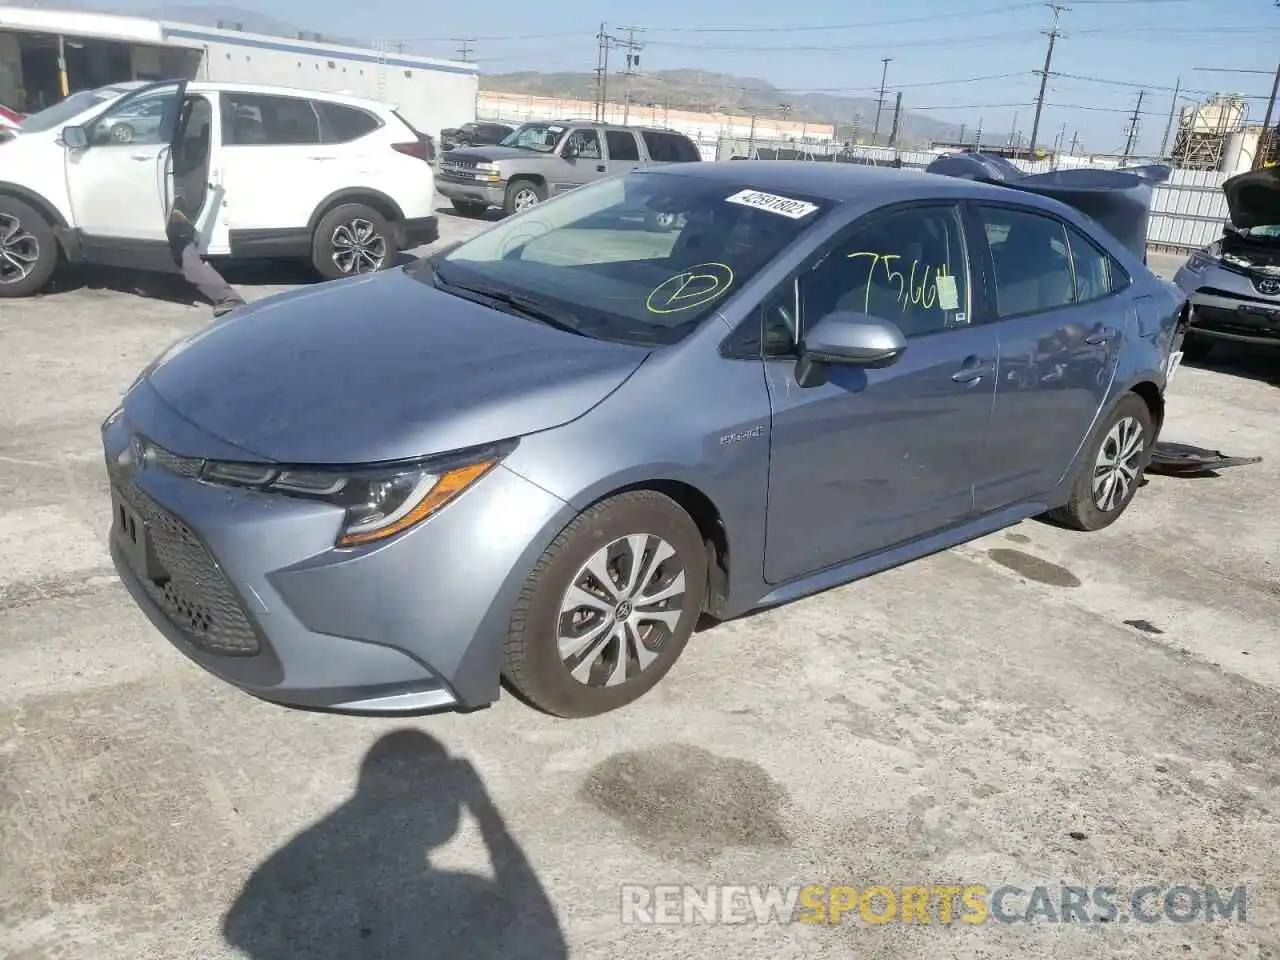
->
0, 79, 438, 298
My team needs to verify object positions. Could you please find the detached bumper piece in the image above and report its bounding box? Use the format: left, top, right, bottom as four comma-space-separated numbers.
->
1147, 441, 1263, 477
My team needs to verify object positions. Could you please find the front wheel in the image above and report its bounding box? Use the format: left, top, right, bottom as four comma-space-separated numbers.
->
1044, 393, 1155, 532
503, 179, 546, 217
0, 196, 58, 298
503, 490, 708, 718
311, 203, 397, 281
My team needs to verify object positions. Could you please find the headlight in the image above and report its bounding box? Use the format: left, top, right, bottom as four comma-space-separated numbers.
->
198, 442, 513, 547
475, 161, 498, 172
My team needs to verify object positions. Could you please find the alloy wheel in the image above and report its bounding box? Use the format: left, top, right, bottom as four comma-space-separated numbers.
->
1092, 415, 1145, 512
512, 188, 540, 212
330, 218, 388, 274
0, 213, 40, 286
557, 534, 688, 688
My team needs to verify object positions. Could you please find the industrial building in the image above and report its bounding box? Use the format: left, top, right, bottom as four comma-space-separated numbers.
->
0, 6, 478, 138
1171, 93, 1278, 173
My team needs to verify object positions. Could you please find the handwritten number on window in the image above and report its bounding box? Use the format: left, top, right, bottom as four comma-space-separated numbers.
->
847, 251, 950, 314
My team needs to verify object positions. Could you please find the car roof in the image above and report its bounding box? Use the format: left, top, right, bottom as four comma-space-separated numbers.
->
643, 159, 1052, 206
533, 119, 694, 135
187, 80, 387, 110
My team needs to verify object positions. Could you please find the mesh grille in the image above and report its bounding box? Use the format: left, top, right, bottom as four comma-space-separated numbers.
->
110, 456, 262, 657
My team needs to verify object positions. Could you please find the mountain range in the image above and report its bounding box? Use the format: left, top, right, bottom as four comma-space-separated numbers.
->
8, 2, 961, 145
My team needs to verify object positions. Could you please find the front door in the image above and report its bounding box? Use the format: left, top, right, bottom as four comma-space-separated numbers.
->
969, 204, 1126, 512
552, 128, 609, 195
64, 80, 187, 259
762, 202, 998, 585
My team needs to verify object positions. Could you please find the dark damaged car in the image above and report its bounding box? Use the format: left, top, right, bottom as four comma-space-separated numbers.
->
1174, 165, 1280, 359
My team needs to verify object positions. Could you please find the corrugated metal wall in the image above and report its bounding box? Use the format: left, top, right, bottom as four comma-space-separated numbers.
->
713, 138, 1231, 255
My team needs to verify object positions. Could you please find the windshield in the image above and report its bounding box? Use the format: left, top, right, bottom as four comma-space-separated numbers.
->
19, 87, 126, 133
499, 122, 567, 153
1239, 224, 1280, 239
423, 171, 835, 346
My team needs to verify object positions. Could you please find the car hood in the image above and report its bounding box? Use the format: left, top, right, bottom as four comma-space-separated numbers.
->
1223, 166, 1280, 231
445, 145, 552, 163
139, 268, 651, 465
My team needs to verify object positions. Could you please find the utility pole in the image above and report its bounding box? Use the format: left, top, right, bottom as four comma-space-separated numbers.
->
1008, 110, 1019, 147
1122, 89, 1145, 161
1029, 2, 1067, 158
455, 39, 474, 62
615, 26, 644, 125
958, 122, 967, 144
888, 91, 903, 148
975, 117, 983, 149
872, 58, 892, 145
593, 23, 615, 122
1069, 129, 1079, 154
1158, 75, 1181, 159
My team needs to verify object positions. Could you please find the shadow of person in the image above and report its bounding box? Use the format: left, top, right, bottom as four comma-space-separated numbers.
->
222, 729, 568, 960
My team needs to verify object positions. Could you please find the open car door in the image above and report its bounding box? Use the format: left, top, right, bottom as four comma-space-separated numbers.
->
63, 79, 188, 270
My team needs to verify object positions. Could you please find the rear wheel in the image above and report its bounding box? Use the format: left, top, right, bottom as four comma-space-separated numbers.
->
311, 203, 397, 281
503, 490, 707, 718
1044, 392, 1154, 531
0, 196, 58, 299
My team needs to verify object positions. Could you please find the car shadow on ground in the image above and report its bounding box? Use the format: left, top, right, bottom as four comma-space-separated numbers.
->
221, 728, 568, 960
1187, 342, 1280, 387
37, 254, 422, 307
436, 205, 506, 224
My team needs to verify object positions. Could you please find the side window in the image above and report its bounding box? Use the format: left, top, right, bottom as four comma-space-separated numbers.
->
976, 206, 1075, 318
798, 204, 972, 340
317, 102, 381, 143
671, 135, 702, 162
605, 129, 640, 161
220, 93, 320, 146
641, 131, 671, 161
88, 84, 182, 146
565, 128, 602, 160
1065, 225, 1118, 303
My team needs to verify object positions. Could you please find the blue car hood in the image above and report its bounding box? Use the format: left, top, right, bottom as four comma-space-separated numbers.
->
138, 268, 651, 464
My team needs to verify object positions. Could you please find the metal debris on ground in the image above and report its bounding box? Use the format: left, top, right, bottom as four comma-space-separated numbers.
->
1146, 441, 1264, 477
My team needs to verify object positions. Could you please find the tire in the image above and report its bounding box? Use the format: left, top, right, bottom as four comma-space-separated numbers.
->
503, 490, 708, 718
0, 196, 58, 299
451, 199, 488, 217
109, 122, 134, 143
1044, 392, 1155, 532
1181, 331, 1214, 363
502, 178, 546, 217
311, 203, 397, 281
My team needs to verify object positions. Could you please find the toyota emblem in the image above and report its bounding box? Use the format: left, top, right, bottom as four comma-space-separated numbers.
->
1259, 278, 1280, 296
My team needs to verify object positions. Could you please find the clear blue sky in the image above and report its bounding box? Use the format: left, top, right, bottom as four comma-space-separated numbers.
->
217, 0, 1280, 154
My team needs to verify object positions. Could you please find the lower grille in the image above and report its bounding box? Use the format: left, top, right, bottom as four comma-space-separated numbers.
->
115, 479, 263, 656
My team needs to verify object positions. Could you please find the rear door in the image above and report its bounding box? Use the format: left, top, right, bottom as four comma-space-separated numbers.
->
64, 80, 187, 253
604, 128, 644, 175
216, 92, 346, 253
968, 203, 1129, 512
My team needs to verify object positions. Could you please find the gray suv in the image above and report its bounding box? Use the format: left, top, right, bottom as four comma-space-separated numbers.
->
436, 120, 702, 217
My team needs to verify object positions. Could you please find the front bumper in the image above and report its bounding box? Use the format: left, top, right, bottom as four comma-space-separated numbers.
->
1173, 263, 1280, 345
102, 399, 571, 715
436, 177, 506, 207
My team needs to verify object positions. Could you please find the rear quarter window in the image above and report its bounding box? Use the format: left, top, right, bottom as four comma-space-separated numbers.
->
317, 102, 382, 143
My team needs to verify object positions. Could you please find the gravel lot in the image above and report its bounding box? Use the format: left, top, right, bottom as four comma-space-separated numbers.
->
1, 212, 1279, 959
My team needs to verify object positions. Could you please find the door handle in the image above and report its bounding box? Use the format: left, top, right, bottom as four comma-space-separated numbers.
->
596, 164, 606, 172
951, 355, 994, 383
1085, 326, 1118, 345
130, 154, 152, 161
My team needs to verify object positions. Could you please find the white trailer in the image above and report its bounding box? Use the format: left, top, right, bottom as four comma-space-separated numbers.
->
0, 6, 478, 139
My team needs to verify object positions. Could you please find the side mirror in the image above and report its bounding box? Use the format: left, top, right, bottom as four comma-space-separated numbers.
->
61, 125, 88, 150
800, 311, 907, 367
561, 140, 579, 159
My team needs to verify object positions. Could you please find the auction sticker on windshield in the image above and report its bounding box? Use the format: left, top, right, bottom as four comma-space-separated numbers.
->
725, 189, 819, 219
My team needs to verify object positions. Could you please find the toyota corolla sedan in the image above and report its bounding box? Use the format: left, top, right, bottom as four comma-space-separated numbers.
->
1173, 165, 1280, 360
103, 159, 1186, 719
